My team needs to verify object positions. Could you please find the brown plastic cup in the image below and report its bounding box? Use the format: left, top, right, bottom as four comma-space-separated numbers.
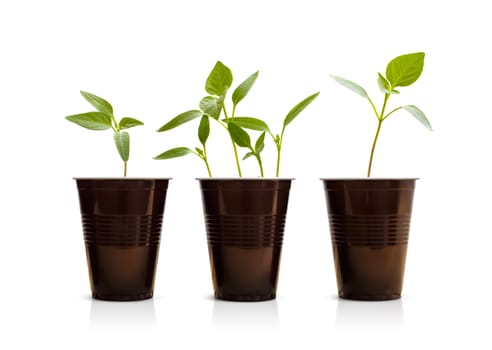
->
198, 179, 292, 301
322, 179, 416, 301
75, 178, 169, 301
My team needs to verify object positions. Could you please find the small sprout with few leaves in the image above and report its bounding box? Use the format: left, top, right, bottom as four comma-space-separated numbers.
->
65, 91, 144, 176
331, 52, 432, 177
155, 61, 319, 177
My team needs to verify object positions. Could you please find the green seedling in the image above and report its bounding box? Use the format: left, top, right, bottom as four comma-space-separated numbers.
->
331, 52, 432, 177
154, 61, 319, 177
65, 91, 144, 176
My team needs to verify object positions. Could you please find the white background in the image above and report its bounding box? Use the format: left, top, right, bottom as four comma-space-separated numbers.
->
1, 0, 490, 348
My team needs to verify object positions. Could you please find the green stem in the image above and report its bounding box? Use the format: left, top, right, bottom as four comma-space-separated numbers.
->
231, 141, 242, 177
367, 94, 390, 177
223, 105, 242, 177
368, 96, 379, 119
382, 106, 402, 121
203, 144, 212, 177
124, 161, 127, 177
256, 154, 264, 177
367, 119, 382, 177
275, 143, 281, 177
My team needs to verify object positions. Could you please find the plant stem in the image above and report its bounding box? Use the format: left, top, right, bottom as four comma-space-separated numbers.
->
231, 141, 242, 177
256, 154, 264, 177
223, 105, 242, 177
203, 144, 212, 177
367, 119, 382, 177
275, 144, 281, 177
367, 94, 390, 177
124, 161, 127, 177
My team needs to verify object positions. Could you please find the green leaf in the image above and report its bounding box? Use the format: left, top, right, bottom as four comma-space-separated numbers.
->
199, 96, 221, 119
401, 105, 433, 131
255, 132, 266, 153
283, 92, 320, 129
232, 117, 271, 133
198, 115, 210, 145
242, 151, 255, 160
154, 147, 195, 160
377, 73, 400, 95
232, 71, 259, 106
157, 110, 202, 132
385, 52, 425, 88
80, 91, 113, 116
113, 132, 130, 162
195, 147, 204, 157
331, 75, 368, 98
66, 112, 112, 130
228, 122, 252, 149
205, 61, 233, 97
119, 117, 144, 130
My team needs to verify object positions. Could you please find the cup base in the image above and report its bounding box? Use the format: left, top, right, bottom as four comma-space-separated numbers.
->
215, 292, 275, 302
92, 291, 153, 301
338, 291, 401, 301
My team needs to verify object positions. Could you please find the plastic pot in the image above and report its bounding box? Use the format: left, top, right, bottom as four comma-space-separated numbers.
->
199, 179, 292, 301
75, 178, 169, 301
322, 179, 416, 301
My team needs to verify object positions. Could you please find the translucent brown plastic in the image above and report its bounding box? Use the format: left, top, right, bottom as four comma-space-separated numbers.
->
199, 179, 292, 301
75, 179, 169, 301
322, 179, 416, 301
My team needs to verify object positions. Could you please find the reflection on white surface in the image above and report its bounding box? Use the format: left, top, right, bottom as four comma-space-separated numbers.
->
212, 300, 279, 329
89, 299, 157, 330
336, 299, 404, 329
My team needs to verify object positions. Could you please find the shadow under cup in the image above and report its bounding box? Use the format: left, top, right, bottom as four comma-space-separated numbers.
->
75, 179, 169, 301
199, 179, 292, 301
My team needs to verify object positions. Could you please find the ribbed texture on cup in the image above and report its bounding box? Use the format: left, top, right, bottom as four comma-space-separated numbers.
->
82, 214, 163, 246
199, 179, 292, 301
329, 214, 410, 246
205, 214, 285, 247
322, 178, 416, 300
75, 178, 169, 301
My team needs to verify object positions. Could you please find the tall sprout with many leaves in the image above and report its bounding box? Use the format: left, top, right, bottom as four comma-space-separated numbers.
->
65, 91, 144, 176
331, 52, 432, 177
154, 61, 319, 177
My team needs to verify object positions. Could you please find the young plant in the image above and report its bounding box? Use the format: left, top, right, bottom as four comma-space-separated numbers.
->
154, 61, 319, 177
65, 91, 144, 176
231, 91, 320, 176
331, 52, 432, 177
154, 61, 263, 176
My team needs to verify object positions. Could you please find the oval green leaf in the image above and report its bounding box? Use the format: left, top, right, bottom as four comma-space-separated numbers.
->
228, 122, 252, 149
157, 110, 202, 132
401, 105, 433, 131
283, 92, 320, 129
195, 147, 204, 157
199, 96, 221, 119
119, 117, 144, 130
232, 71, 259, 106
66, 112, 112, 130
154, 147, 195, 160
80, 91, 113, 116
385, 52, 425, 88
205, 61, 233, 97
114, 131, 130, 162
330, 76, 368, 98
232, 117, 271, 133
242, 151, 255, 160
198, 115, 210, 145
255, 132, 266, 153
